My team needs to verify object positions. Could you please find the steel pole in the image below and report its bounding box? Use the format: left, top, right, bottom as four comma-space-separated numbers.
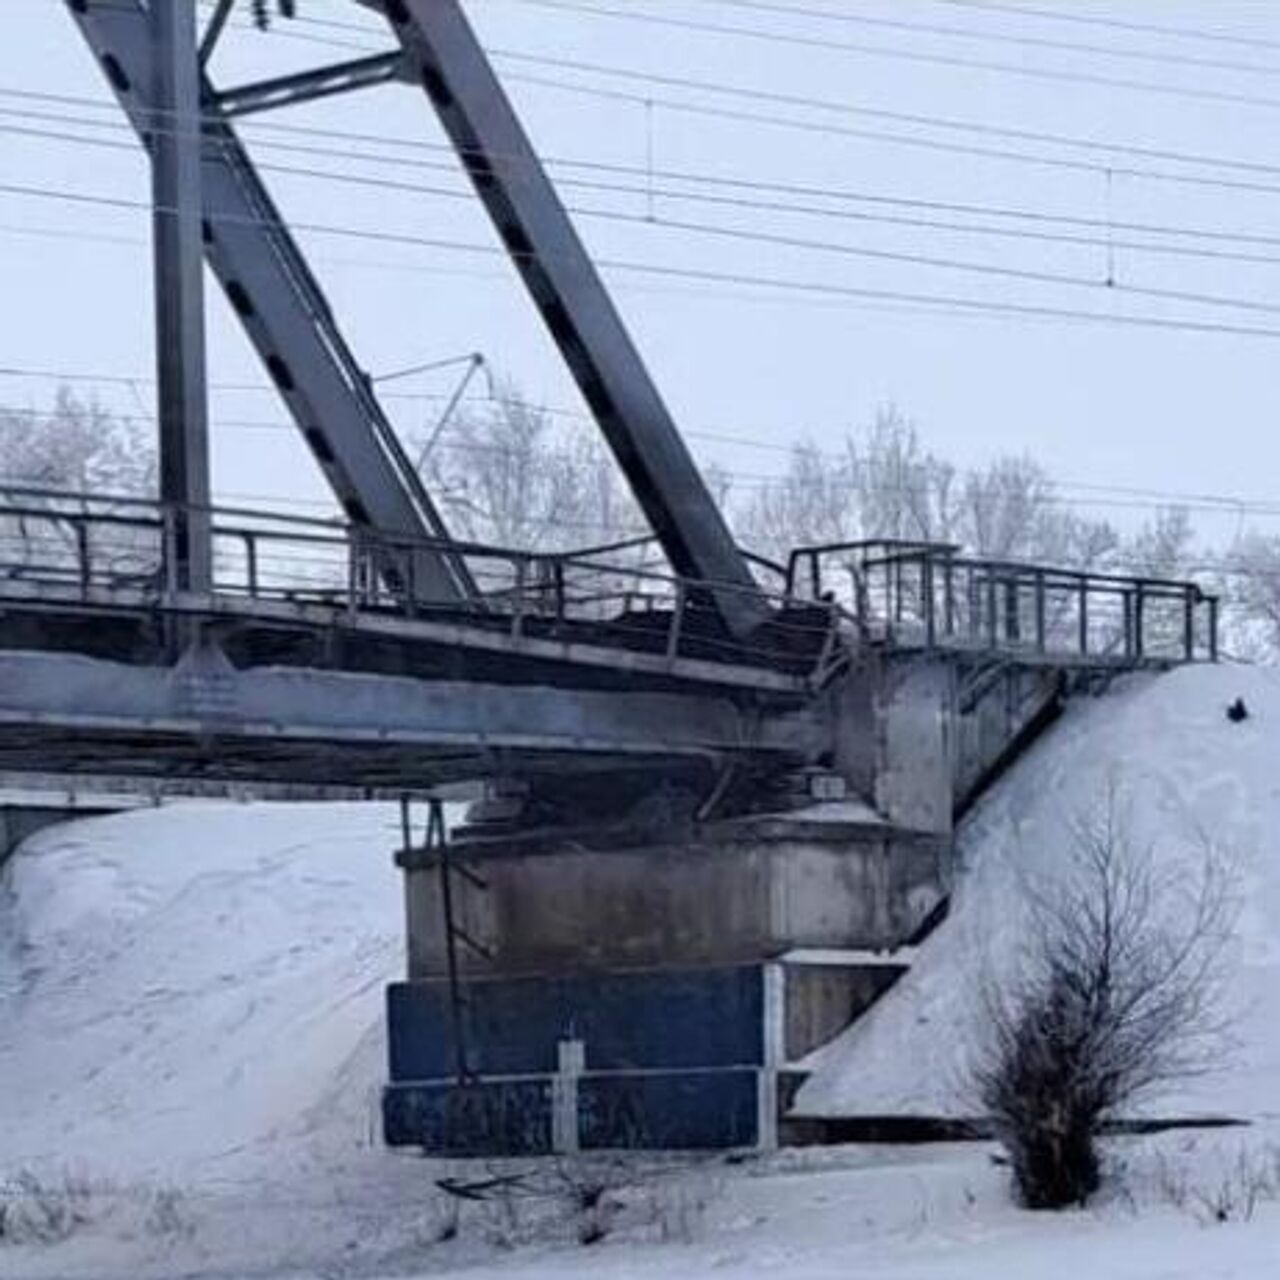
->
150, 0, 212, 593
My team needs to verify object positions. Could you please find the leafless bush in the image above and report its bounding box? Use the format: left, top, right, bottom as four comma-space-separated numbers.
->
143, 1185, 196, 1242
0, 1170, 97, 1245
971, 788, 1237, 1210
1151, 1145, 1280, 1225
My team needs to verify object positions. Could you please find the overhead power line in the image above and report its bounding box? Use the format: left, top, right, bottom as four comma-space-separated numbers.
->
17, 85, 1280, 242
701, 0, 1280, 78
56, 4, 1280, 190
931, 0, 1280, 56
495, 0, 1280, 114
14, 109, 1280, 317
13, 44, 1280, 198
8, 173, 1280, 343
493, 56, 1280, 203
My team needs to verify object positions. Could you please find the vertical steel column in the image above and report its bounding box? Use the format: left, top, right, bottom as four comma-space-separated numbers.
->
150, 0, 212, 592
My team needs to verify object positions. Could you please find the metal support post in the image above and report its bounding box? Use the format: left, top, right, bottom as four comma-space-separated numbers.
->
430, 798, 470, 1086
150, 0, 212, 594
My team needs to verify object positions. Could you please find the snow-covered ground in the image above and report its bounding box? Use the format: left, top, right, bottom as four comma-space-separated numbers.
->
2, 666, 1280, 1278
798, 663, 1280, 1124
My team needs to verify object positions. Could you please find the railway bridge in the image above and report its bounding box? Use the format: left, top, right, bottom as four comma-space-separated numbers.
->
0, 0, 1220, 1152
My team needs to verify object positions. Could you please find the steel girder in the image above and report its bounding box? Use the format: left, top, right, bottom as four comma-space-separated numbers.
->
361, 0, 768, 637
0, 650, 824, 785
65, 0, 473, 602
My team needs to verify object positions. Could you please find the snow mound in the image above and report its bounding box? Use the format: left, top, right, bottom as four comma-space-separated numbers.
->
797, 663, 1280, 1123
0, 801, 404, 1181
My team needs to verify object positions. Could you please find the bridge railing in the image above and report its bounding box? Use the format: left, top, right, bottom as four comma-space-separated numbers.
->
785, 539, 1218, 665
0, 486, 847, 680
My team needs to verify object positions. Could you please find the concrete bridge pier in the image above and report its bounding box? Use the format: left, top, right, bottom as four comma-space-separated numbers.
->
381, 652, 1065, 1155
382, 806, 947, 1155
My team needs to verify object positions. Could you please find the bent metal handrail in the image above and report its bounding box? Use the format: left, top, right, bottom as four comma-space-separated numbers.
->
0, 487, 1219, 672
0, 486, 845, 682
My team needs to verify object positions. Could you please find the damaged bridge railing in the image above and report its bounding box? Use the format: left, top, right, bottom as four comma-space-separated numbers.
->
785, 539, 1218, 666
0, 485, 845, 682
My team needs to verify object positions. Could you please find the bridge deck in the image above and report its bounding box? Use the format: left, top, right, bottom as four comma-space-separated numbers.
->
0, 491, 1218, 793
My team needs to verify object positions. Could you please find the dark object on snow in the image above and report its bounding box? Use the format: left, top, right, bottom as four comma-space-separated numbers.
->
1227, 697, 1249, 723
250, 0, 296, 30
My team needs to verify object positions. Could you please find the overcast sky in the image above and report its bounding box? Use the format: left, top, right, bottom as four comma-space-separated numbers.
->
5, 0, 1280, 545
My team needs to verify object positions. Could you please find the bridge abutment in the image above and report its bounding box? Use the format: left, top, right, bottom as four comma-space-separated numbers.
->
382, 652, 1064, 1155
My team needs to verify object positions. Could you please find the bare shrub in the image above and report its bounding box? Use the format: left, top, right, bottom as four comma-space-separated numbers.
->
143, 1185, 196, 1242
0, 1170, 96, 1245
971, 788, 1236, 1210
1153, 1146, 1280, 1226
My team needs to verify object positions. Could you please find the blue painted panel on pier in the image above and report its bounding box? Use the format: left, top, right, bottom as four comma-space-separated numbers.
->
382, 1079, 552, 1155
387, 966, 764, 1081
383, 1069, 760, 1153
579, 1069, 760, 1150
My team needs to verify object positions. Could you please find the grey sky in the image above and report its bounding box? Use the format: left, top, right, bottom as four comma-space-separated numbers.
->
4, 0, 1280, 546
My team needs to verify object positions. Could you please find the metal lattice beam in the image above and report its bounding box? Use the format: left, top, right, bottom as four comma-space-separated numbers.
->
216, 50, 406, 118
364, 0, 768, 638
66, 0, 474, 602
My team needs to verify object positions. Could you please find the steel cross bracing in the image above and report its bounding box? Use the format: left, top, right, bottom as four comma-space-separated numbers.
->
68, 0, 767, 635
355, 0, 766, 637
66, 0, 473, 603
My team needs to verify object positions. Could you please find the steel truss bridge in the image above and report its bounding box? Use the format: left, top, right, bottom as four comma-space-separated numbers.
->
0, 483, 1216, 793
1, 2, 1218, 800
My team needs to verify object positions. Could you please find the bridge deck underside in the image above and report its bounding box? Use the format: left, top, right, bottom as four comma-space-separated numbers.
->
0, 635, 820, 792
0, 721, 669, 792
0, 586, 826, 697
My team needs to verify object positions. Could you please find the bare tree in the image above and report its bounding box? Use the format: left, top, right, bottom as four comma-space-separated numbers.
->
955, 455, 1117, 569
972, 788, 1235, 1209
417, 386, 644, 553
0, 388, 156, 581
1120, 505, 1194, 581
734, 409, 956, 565
0, 388, 154, 496
1219, 532, 1280, 660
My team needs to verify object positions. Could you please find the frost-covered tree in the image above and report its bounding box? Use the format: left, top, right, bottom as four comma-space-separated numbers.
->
734, 409, 957, 565
416, 385, 642, 553
1220, 532, 1280, 659
733, 409, 1117, 573
0, 388, 156, 580
0, 388, 154, 496
1120, 506, 1194, 581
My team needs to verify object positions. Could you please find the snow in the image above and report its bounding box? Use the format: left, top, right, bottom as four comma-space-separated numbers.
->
0, 800, 406, 1180
797, 663, 1280, 1123
2, 665, 1280, 1277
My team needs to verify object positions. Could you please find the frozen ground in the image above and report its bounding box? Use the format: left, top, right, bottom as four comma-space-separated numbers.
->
2, 666, 1280, 1278
798, 663, 1280, 1123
